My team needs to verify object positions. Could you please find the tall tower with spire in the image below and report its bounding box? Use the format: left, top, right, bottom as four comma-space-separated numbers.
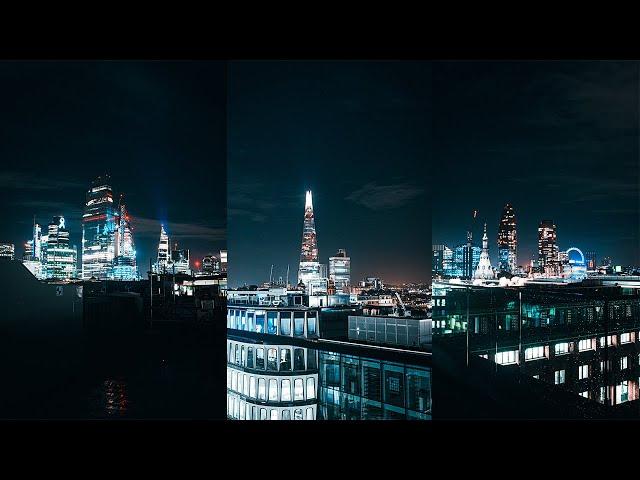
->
153, 224, 171, 274
298, 190, 321, 287
113, 194, 138, 280
474, 223, 494, 280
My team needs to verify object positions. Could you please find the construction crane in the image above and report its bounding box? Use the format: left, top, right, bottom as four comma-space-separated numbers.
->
393, 291, 410, 317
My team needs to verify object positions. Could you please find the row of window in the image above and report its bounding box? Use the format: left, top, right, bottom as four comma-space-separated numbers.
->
494, 333, 639, 365
227, 368, 317, 403
227, 341, 318, 372
227, 394, 316, 420
227, 308, 318, 338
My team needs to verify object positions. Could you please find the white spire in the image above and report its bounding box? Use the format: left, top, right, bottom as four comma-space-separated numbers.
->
474, 222, 494, 280
305, 190, 313, 210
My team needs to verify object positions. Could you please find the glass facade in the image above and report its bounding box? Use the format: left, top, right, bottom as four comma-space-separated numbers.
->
433, 281, 640, 409
318, 351, 431, 420
82, 176, 117, 280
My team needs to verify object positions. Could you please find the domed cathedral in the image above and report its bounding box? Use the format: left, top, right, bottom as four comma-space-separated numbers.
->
473, 223, 495, 280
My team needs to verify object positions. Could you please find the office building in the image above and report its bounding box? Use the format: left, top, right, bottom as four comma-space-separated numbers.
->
329, 249, 350, 292
538, 219, 559, 275
82, 175, 117, 280
171, 244, 191, 274
497, 203, 517, 273
113, 197, 138, 281
43, 216, 77, 280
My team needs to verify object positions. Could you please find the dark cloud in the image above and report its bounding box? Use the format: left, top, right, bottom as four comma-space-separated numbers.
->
346, 182, 425, 210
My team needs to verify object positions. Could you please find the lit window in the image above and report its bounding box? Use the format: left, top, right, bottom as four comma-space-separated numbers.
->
495, 350, 518, 365
267, 348, 278, 371
306, 407, 314, 420
616, 381, 629, 404
279, 348, 291, 371
282, 409, 291, 420
281, 379, 291, 402
532, 374, 540, 380
620, 356, 628, 370
620, 332, 631, 344
306, 377, 316, 399
243, 374, 248, 396
258, 378, 266, 401
256, 348, 265, 369
227, 369, 231, 389
525, 346, 546, 361
270, 409, 278, 420
554, 343, 569, 355
268, 379, 278, 401
232, 371, 237, 391
554, 369, 565, 385
280, 312, 291, 336
580, 391, 589, 399
578, 338, 594, 351
294, 378, 304, 400
578, 364, 589, 380
249, 376, 256, 398
260, 408, 267, 420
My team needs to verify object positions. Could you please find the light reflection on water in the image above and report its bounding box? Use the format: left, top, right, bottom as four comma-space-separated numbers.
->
90, 378, 129, 417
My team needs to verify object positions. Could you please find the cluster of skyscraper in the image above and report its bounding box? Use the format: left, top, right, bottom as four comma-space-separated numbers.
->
151, 224, 192, 275
22, 215, 78, 280
433, 203, 591, 281
296, 190, 351, 294
19, 175, 137, 281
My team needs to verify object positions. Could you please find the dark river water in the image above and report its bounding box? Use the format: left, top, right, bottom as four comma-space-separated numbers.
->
0, 323, 227, 419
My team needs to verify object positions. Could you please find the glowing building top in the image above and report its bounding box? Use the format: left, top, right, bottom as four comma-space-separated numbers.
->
473, 223, 494, 280
298, 190, 321, 287
497, 203, 517, 274
154, 224, 171, 274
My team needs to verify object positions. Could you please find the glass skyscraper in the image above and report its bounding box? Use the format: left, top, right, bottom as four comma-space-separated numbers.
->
329, 248, 350, 292
82, 175, 117, 280
497, 203, 517, 274
298, 190, 321, 287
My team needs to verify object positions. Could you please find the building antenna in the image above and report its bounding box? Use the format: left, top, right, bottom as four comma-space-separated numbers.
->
286, 264, 290, 288
269, 264, 274, 285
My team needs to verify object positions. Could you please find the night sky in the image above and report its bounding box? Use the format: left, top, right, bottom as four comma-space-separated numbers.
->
431, 61, 640, 267
228, 61, 431, 287
0, 61, 226, 272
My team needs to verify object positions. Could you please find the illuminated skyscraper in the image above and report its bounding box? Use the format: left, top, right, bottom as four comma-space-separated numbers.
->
44, 215, 77, 279
298, 190, 321, 287
171, 242, 190, 274
82, 175, 116, 280
113, 195, 138, 280
538, 219, 559, 275
153, 224, 171, 274
473, 223, 494, 280
432, 244, 453, 277
329, 249, 350, 292
497, 203, 517, 274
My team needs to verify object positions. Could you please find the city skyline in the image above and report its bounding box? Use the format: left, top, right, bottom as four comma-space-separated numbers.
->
228, 61, 432, 287
431, 61, 640, 267
0, 62, 226, 272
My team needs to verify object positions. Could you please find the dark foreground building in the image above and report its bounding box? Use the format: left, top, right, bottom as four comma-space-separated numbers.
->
433, 279, 640, 418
